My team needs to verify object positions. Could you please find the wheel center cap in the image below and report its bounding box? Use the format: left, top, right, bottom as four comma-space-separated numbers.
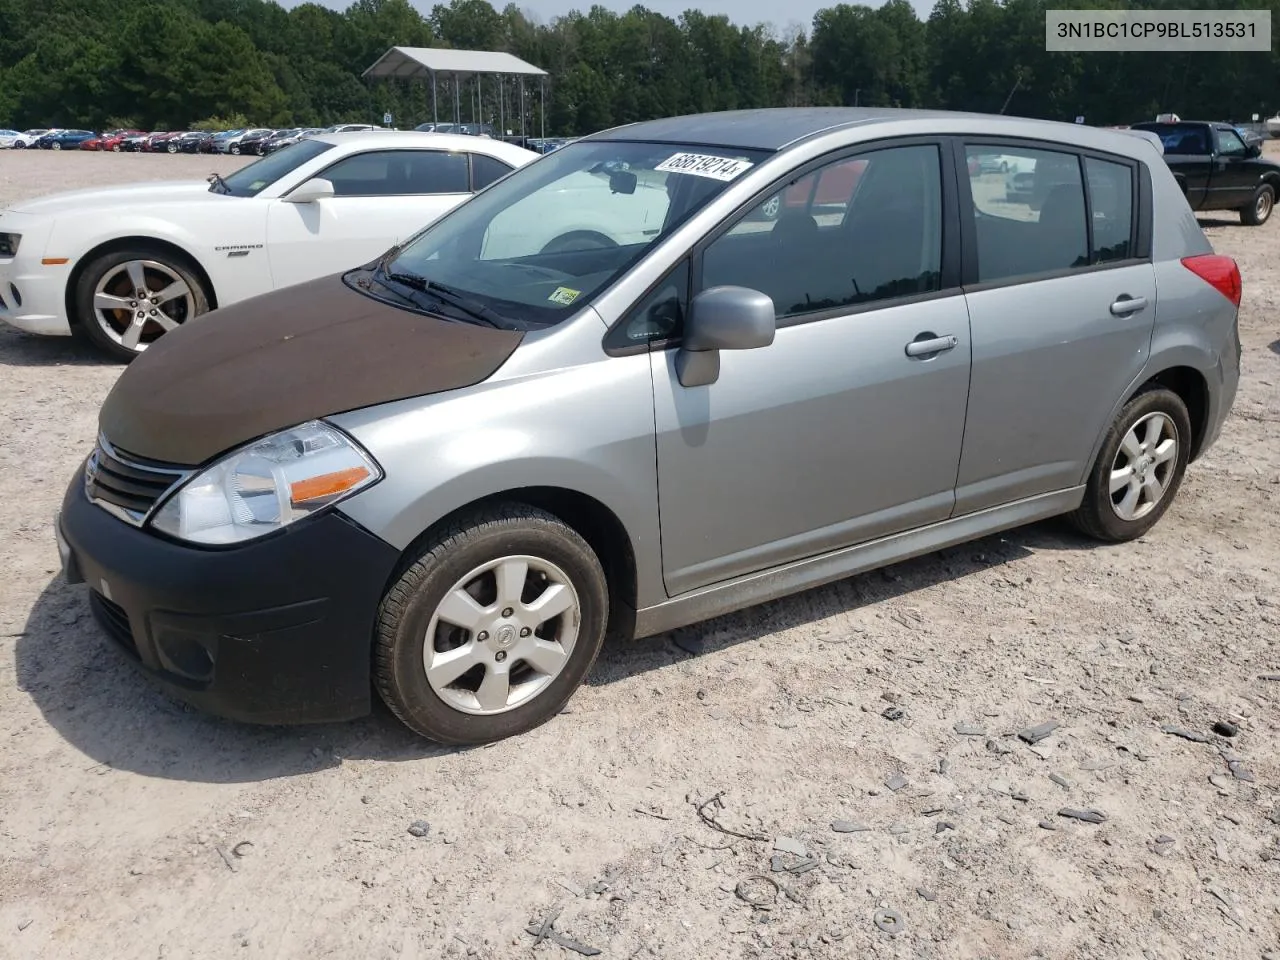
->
1136, 456, 1152, 480
494, 624, 517, 649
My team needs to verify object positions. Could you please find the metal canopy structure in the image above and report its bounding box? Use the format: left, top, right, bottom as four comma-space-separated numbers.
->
363, 47, 549, 140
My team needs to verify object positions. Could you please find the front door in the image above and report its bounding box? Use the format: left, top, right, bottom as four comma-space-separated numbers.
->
1212, 126, 1258, 209
650, 142, 973, 596
266, 148, 471, 289
956, 142, 1158, 514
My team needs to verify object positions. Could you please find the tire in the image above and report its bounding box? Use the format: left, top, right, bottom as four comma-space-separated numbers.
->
14, 141, 25, 150
112, 144, 121, 152
51, 142, 61, 151
230, 144, 241, 155
1069, 386, 1192, 542
374, 504, 609, 745
1240, 183, 1274, 226
73, 247, 210, 362
167, 143, 177, 154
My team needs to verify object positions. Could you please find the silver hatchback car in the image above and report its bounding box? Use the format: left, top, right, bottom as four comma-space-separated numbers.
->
56, 108, 1242, 745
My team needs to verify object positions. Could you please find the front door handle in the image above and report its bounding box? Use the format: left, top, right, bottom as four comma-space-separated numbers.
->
905, 334, 959, 358
1110, 296, 1148, 316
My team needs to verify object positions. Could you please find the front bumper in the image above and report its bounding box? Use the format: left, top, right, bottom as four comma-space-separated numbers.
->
0, 251, 72, 337
57, 465, 402, 725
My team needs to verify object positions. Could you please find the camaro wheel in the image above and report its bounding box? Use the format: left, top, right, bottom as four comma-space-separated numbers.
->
1241, 184, 1274, 226
1069, 387, 1191, 542
74, 250, 210, 361
374, 504, 608, 745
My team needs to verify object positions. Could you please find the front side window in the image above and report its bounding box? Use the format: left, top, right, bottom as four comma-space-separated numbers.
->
216, 138, 335, 197
317, 150, 470, 197
702, 144, 942, 319
966, 145, 1087, 282
607, 259, 690, 349
1216, 128, 1248, 157
374, 140, 767, 328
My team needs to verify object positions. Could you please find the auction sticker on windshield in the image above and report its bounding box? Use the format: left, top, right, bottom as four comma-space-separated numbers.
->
548, 286, 581, 305
654, 153, 755, 181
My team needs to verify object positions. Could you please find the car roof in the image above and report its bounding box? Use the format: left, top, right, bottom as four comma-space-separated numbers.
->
587, 107, 1163, 159
311, 130, 538, 159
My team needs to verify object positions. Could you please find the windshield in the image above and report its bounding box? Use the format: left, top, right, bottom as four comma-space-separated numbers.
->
214, 138, 335, 197
374, 140, 768, 328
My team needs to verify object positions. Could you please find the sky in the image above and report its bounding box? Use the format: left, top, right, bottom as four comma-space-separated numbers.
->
282, 0, 936, 34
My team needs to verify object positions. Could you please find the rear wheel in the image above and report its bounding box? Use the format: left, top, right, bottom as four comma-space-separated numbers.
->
230, 144, 241, 155
1069, 387, 1191, 542
374, 504, 608, 745
166, 143, 178, 154
73, 248, 210, 362
1241, 183, 1274, 226
14, 141, 25, 150
51, 142, 61, 151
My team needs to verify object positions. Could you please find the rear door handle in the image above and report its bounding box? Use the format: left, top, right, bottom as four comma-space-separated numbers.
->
905, 334, 959, 358
1110, 296, 1148, 316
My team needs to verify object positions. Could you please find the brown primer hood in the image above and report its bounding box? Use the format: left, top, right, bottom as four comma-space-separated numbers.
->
99, 273, 524, 465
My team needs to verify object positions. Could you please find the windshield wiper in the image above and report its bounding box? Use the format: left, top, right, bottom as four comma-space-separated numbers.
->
382, 269, 513, 329
207, 172, 230, 195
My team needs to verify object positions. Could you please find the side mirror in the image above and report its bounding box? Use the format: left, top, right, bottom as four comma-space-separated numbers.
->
676, 285, 776, 388
284, 178, 335, 204
1245, 142, 1262, 158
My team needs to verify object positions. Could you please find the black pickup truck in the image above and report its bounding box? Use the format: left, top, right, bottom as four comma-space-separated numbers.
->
1129, 120, 1279, 226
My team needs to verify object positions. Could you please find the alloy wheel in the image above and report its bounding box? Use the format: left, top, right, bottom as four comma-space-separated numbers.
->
422, 555, 580, 716
91, 259, 195, 352
1109, 412, 1178, 522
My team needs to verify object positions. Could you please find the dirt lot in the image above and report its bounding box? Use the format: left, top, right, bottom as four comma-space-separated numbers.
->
2, 147, 1279, 960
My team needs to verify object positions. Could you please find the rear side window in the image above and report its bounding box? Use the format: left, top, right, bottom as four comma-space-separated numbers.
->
471, 154, 513, 190
965, 145, 1088, 282
1085, 157, 1134, 263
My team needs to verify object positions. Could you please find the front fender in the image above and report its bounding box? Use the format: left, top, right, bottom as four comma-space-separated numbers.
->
330, 345, 666, 607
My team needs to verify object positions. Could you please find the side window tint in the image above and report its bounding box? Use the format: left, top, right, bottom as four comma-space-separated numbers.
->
966, 146, 1087, 282
471, 154, 512, 190
403, 151, 469, 193
702, 145, 941, 319
1085, 157, 1134, 263
320, 150, 468, 197
606, 259, 689, 350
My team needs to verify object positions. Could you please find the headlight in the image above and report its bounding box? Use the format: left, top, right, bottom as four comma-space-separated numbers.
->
0, 233, 20, 258
150, 421, 381, 545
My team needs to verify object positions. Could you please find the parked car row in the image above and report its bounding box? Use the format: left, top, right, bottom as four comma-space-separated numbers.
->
0, 123, 389, 155
24, 109, 1241, 749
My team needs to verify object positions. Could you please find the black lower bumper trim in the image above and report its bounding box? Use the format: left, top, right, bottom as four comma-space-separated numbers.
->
60, 465, 402, 725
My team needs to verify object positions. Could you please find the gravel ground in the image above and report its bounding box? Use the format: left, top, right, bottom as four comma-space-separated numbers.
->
2, 149, 1279, 960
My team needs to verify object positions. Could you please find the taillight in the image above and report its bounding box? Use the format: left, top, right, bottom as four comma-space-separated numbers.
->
1181, 253, 1241, 308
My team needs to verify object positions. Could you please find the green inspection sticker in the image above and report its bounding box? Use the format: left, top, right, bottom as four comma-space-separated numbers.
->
548, 286, 581, 305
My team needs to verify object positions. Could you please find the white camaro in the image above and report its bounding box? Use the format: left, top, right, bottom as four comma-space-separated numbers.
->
0, 132, 544, 360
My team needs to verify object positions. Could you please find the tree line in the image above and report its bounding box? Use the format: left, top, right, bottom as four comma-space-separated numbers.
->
1, 0, 1277, 137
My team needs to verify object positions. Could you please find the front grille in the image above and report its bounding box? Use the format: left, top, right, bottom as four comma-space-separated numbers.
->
90, 590, 139, 659
85, 436, 192, 526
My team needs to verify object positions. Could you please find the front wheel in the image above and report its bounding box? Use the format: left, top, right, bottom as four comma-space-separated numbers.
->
374, 505, 609, 745
229, 144, 241, 155
1069, 387, 1191, 542
166, 143, 177, 154
1241, 183, 1274, 226
73, 249, 210, 362
51, 142, 61, 151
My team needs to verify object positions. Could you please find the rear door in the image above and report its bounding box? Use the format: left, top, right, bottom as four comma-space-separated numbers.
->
265, 148, 472, 288
955, 141, 1156, 515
